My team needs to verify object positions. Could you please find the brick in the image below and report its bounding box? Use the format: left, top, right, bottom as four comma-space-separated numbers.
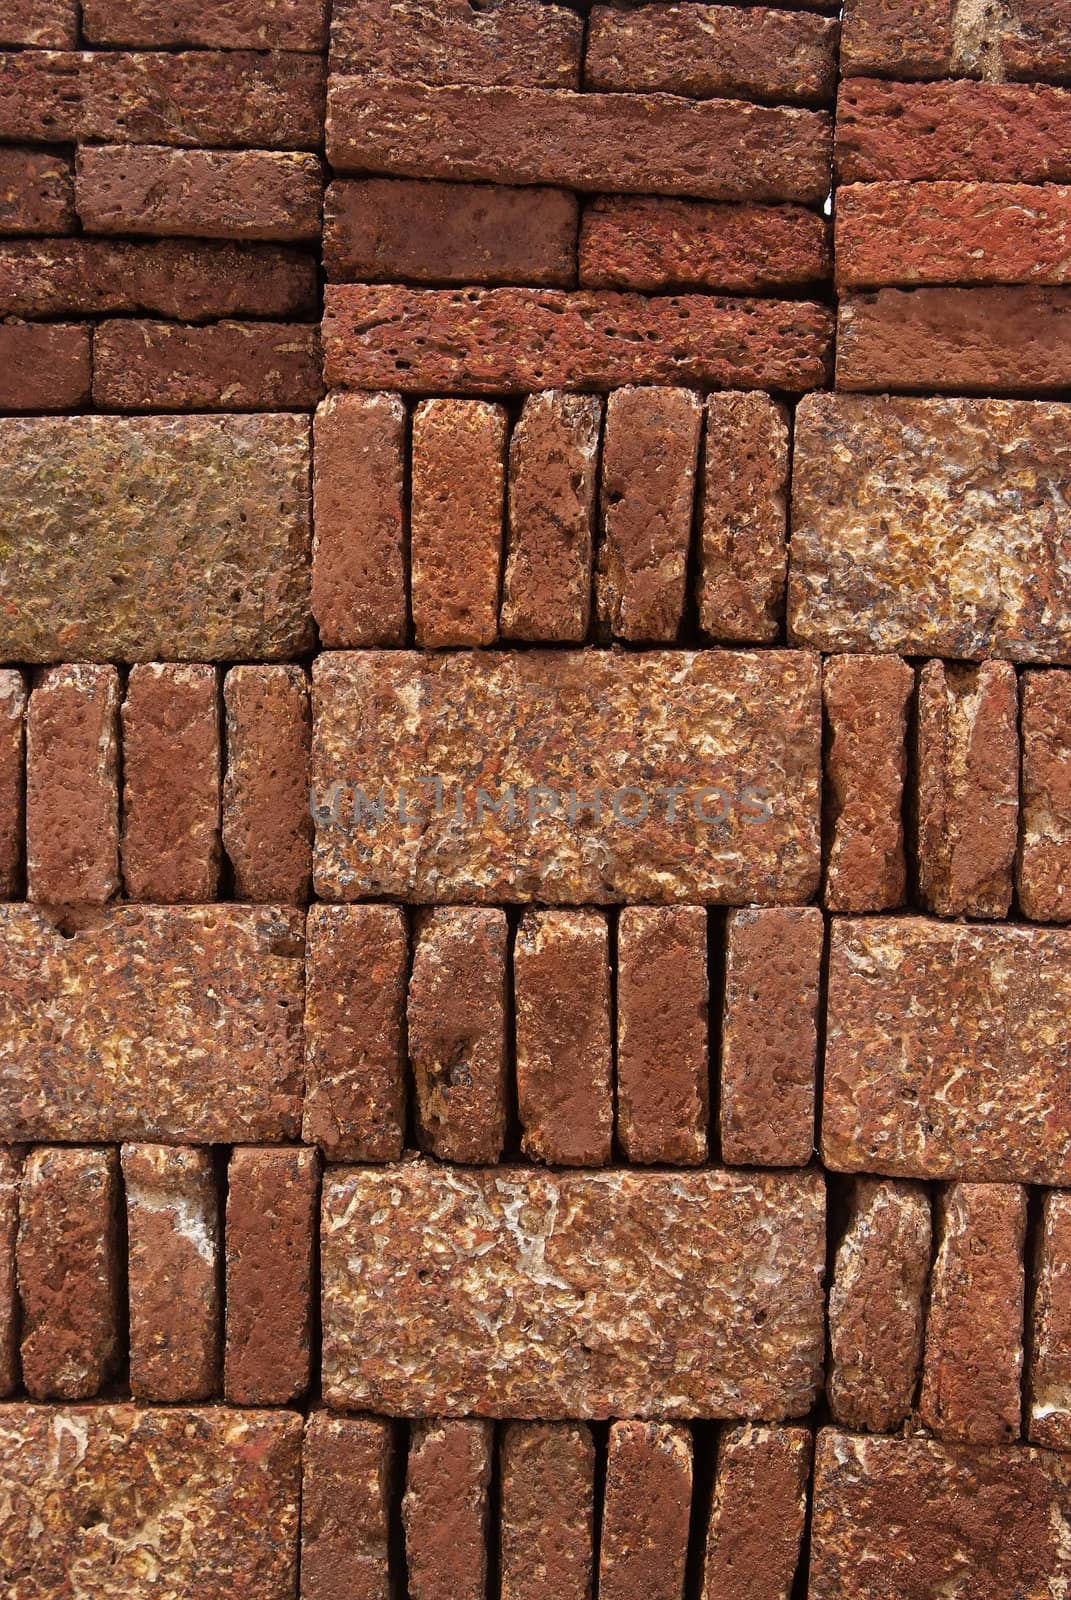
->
515, 909, 613, 1167
596, 386, 701, 642
404, 1421, 492, 1600
599, 1422, 692, 1600
225, 1145, 318, 1406
915, 659, 1019, 919
312, 650, 821, 903
617, 905, 708, 1165
17, 1147, 120, 1401
121, 663, 220, 904
720, 907, 823, 1168
699, 391, 788, 642
0, 0, 76, 45
223, 666, 312, 904
789, 394, 1071, 662
0, 1151, 18, 1398
702, 1425, 812, 1600
77, 146, 322, 240
121, 1144, 220, 1403
411, 399, 507, 648
0, 321, 90, 412
408, 908, 508, 1165
301, 1413, 394, 1600
0, 673, 24, 900
327, 81, 832, 204
1030, 1190, 1071, 1450
0, 903, 304, 1143
822, 654, 913, 913
827, 1177, 931, 1433
0, 148, 74, 235
302, 904, 408, 1162
840, 0, 952, 78
0, 414, 311, 664
0, 1404, 301, 1600
325, 178, 577, 286
1019, 669, 1071, 920
840, 0, 1071, 81
501, 391, 602, 642
84, 0, 328, 50
500, 1423, 595, 1600
26, 663, 120, 907
321, 1163, 826, 1418
331, 0, 582, 86
824, 917, 1071, 1183
93, 319, 324, 412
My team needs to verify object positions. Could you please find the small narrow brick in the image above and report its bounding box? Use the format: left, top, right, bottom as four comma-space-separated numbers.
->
0, 673, 24, 899
408, 908, 508, 1165
599, 1422, 692, 1600
302, 904, 408, 1162
83, 0, 328, 50
840, 0, 953, 78
76, 146, 322, 241
404, 1420, 493, 1600
0, 1151, 18, 1397
1019, 670, 1071, 921
699, 391, 788, 642
330, 0, 582, 87
301, 1413, 394, 1600
17, 1146, 120, 1401
616, 905, 708, 1165
515, 909, 613, 1167
827, 1177, 931, 1433
1030, 1190, 1071, 1450
121, 1144, 220, 1403
919, 1182, 1027, 1445
411, 398, 507, 648
720, 907, 822, 1168
596, 386, 702, 642
93, 319, 324, 412
225, 1145, 318, 1406
822, 654, 913, 913
702, 1426, 812, 1600
501, 391, 602, 643
26, 663, 120, 907
223, 666, 311, 904
500, 1423, 595, 1600
0, 322, 90, 412
0, 0, 76, 44
0, 149, 74, 235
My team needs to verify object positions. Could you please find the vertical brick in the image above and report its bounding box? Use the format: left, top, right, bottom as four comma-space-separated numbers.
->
403, 1420, 493, 1600
0, 1151, 18, 1397
514, 909, 613, 1166
121, 1143, 220, 1402
0, 148, 75, 234
224, 1145, 319, 1406
26, 663, 120, 906
822, 654, 913, 913
223, 665, 312, 903
313, 393, 407, 648
599, 1421, 692, 1600
616, 905, 708, 1165
919, 1181, 1027, 1445
411, 398, 507, 648
500, 390, 602, 643
17, 1146, 120, 1401
1029, 1189, 1071, 1450
301, 1412, 395, 1600
302, 905, 408, 1162
596, 386, 702, 642
719, 907, 823, 1168
702, 1425, 812, 1600
500, 1422, 595, 1600
827, 1177, 931, 1434
699, 392, 789, 643
1019, 669, 1071, 921
0, 671, 24, 898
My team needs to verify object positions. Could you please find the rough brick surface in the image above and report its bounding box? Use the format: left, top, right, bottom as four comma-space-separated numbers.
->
300, 1413, 394, 1600
223, 666, 312, 904
599, 1422, 692, 1600
403, 1421, 493, 1600
0, 0, 76, 45
26, 663, 120, 908
0, 321, 90, 412
500, 1423, 595, 1600
93, 320, 323, 412
0, 1152, 15, 1399
330, 0, 582, 87
84, 0, 328, 50
77, 146, 322, 240
822, 654, 913, 913
0, 149, 74, 235
0, 674, 24, 900
840, 0, 1071, 81
1030, 1190, 1071, 1450
700, 391, 789, 642
702, 1425, 812, 1600
1020, 669, 1071, 921
840, 0, 952, 78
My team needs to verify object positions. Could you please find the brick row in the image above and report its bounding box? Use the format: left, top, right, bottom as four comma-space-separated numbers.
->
840, 0, 1071, 83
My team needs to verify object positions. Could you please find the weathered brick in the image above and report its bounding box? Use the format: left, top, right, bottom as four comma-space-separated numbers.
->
599, 1422, 692, 1600
699, 391, 788, 642
121, 663, 220, 904
93, 319, 324, 412
121, 1143, 220, 1403
223, 666, 312, 904
0, 148, 74, 234
0, 0, 76, 45
408, 908, 508, 1165
1030, 1190, 1071, 1450
330, 0, 582, 86
84, 0, 328, 50
515, 909, 613, 1167
1019, 669, 1071, 920
827, 1177, 931, 1433
720, 906, 823, 1168
411, 399, 507, 648
617, 905, 708, 1165
321, 1163, 826, 1418
0, 673, 24, 900
822, 654, 913, 913
0, 413, 311, 663
915, 659, 1019, 919
301, 1413, 394, 1600
500, 1423, 595, 1600
501, 391, 602, 643
26, 663, 120, 907
404, 1421, 492, 1600
17, 1147, 120, 1401
0, 321, 90, 412
824, 917, 1071, 1183
312, 650, 822, 903
702, 1426, 812, 1600
0, 1151, 18, 1398
840, 0, 1071, 81
302, 904, 408, 1161
77, 146, 322, 240
840, 0, 952, 78
0, 904, 305, 1143
225, 1145, 318, 1406
789, 394, 1071, 662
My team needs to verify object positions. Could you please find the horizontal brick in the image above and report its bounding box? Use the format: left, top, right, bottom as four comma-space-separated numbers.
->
76, 146, 322, 240
1019, 669, 1071, 921
599, 1422, 692, 1600
0, 0, 76, 45
403, 1421, 492, 1600
311, 649, 821, 903
824, 917, 1071, 1184
841, 0, 1071, 82
0, 1151, 15, 1398
323, 285, 833, 394
840, 0, 951, 78
321, 1163, 826, 1418
0, 321, 90, 412
26, 663, 120, 907
223, 665, 312, 904
93, 320, 324, 411
700, 390, 789, 642
0, 414, 311, 663
500, 1423, 595, 1600
0, 904, 304, 1143
301, 1413, 394, 1600
330, 0, 582, 86
327, 81, 832, 203
702, 1425, 812, 1600
1030, 1190, 1071, 1450
0, 148, 74, 234
789, 395, 1071, 661
0, 676, 21, 901
83, 0, 328, 50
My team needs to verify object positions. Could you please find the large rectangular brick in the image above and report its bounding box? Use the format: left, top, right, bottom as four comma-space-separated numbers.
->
0, 673, 24, 900
0, 0, 76, 45
822, 654, 913, 913
223, 665, 312, 904
599, 1422, 692, 1600
76, 146, 322, 240
403, 1421, 492, 1600
84, 0, 328, 49
1030, 1190, 1071, 1450
700, 391, 789, 642
311, 649, 821, 904
321, 1163, 826, 1418
330, 0, 582, 87
0, 904, 304, 1144
824, 917, 1071, 1184
26, 663, 120, 907
0, 321, 90, 412
0, 414, 311, 663
301, 1413, 394, 1600
500, 1424, 595, 1600
0, 149, 74, 235
1020, 669, 1071, 920
92, 320, 324, 412
702, 1426, 812, 1600
789, 395, 1071, 662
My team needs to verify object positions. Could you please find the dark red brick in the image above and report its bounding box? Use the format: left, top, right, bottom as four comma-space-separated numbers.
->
0, 148, 74, 235
0, 0, 76, 45
223, 666, 312, 905
26, 664, 119, 907
77, 145, 322, 240
599, 1422, 692, 1600
500, 1423, 595, 1600
92, 319, 324, 412
0, 322, 90, 413
823, 654, 913, 913
403, 1421, 493, 1600
330, 0, 582, 86
702, 1426, 812, 1600
0, 674, 24, 900
301, 1413, 395, 1600
700, 391, 789, 642
84, 0, 328, 50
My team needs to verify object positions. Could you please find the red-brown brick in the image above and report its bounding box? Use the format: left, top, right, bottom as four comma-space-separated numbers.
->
1029, 1190, 1071, 1450
1019, 669, 1071, 921
0, 1151, 18, 1398
599, 1422, 692, 1600
301, 1413, 395, 1600
330, 0, 582, 87
500, 1423, 595, 1600
0, 673, 24, 900
93, 320, 323, 412
700, 391, 789, 643
26, 664, 120, 907
223, 666, 312, 904
840, 0, 1071, 81
403, 1420, 493, 1600
76, 146, 322, 240
84, 0, 328, 50
0, 148, 74, 235
1, 0, 76, 45
702, 1426, 812, 1600
0, 322, 90, 412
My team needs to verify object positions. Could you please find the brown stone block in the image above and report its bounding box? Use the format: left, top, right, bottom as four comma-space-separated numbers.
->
1029, 1190, 1071, 1450
330, 0, 582, 87
223, 665, 312, 904
0, 148, 74, 235
0, 1151, 19, 1398
404, 1420, 492, 1600
822, 654, 913, 913
93, 319, 324, 412
500, 1423, 595, 1600
702, 1425, 812, 1600
84, 0, 328, 50
699, 391, 788, 643
77, 146, 322, 240
0, 321, 90, 412
599, 1421, 692, 1600
0, 0, 76, 45
301, 1412, 394, 1600
26, 663, 120, 907
0, 672, 24, 900
1019, 669, 1071, 920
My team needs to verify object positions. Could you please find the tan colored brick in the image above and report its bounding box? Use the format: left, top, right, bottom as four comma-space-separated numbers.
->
0, 321, 90, 411
300, 1413, 394, 1600
26, 663, 119, 907
223, 666, 312, 904
599, 1422, 692, 1600
0, 673, 24, 899
330, 0, 582, 87
500, 1423, 595, 1600
0, 148, 74, 234
1019, 669, 1071, 921
92, 320, 323, 412
77, 146, 322, 240
702, 1426, 812, 1600
699, 391, 788, 642
404, 1421, 492, 1600
822, 654, 913, 913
